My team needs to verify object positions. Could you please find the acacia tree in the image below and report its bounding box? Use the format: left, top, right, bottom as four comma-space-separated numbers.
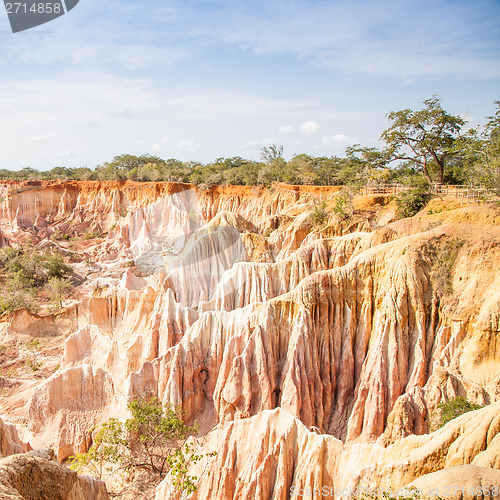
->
458, 101, 500, 195
381, 96, 465, 185
260, 144, 284, 163
344, 145, 389, 187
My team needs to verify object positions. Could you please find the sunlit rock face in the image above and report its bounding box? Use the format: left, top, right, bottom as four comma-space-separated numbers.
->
28, 364, 117, 461
127, 189, 200, 274
155, 402, 500, 500
0, 449, 109, 499
0, 181, 498, 496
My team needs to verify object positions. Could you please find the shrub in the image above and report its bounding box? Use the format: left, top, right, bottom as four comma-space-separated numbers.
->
50, 230, 71, 241
332, 190, 353, 220
24, 339, 42, 371
395, 180, 432, 218
70, 397, 215, 495
46, 277, 72, 309
309, 199, 329, 226
428, 237, 464, 294
114, 207, 128, 218
0, 288, 37, 314
26, 359, 43, 371
0, 247, 73, 314
436, 396, 482, 428
83, 229, 101, 240
42, 253, 72, 279
25, 339, 40, 353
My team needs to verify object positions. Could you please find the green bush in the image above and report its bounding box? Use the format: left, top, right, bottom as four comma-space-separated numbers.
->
395, 180, 432, 218
436, 396, 482, 428
83, 229, 101, 240
70, 397, 215, 495
0, 246, 73, 314
42, 253, 72, 279
332, 190, 353, 220
309, 199, 329, 226
24, 339, 42, 371
0, 288, 37, 314
50, 230, 70, 241
26, 359, 43, 371
46, 277, 72, 309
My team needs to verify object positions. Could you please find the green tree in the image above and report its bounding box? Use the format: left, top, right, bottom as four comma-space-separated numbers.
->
46, 277, 72, 309
0, 288, 37, 314
309, 199, 329, 225
70, 397, 214, 495
344, 145, 389, 188
315, 156, 344, 185
41, 252, 73, 280
0, 247, 74, 314
24, 339, 42, 371
381, 96, 465, 185
285, 154, 319, 185
96, 154, 164, 181
260, 144, 284, 163
436, 396, 482, 428
332, 190, 354, 219
458, 101, 500, 196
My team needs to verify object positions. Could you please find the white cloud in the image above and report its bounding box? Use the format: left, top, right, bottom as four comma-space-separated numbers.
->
177, 139, 200, 153
151, 144, 161, 152
163, 91, 313, 118
123, 139, 145, 145
279, 125, 296, 134
238, 140, 259, 150
207, 0, 500, 79
300, 121, 320, 135
54, 150, 73, 158
0, 77, 156, 126
316, 134, 357, 149
262, 138, 277, 147
161, 136, 171, 144
27, 133, 55, 143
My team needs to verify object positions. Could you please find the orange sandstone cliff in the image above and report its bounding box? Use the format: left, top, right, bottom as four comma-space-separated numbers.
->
0, 180, 498, 499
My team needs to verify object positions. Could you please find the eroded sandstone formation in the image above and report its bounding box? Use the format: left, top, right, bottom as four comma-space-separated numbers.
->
156, 402, 500, 499
0, 449, 109, 499
0, 180, 497, 498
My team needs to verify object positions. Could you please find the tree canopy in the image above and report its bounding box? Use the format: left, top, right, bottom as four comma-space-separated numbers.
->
458, 101, 500, 195
381, 96, 465, 185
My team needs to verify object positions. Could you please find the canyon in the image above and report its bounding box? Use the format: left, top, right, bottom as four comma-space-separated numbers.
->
0, 180, 498, 499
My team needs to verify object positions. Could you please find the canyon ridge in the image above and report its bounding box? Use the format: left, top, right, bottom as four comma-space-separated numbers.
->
0, 180, 498, 499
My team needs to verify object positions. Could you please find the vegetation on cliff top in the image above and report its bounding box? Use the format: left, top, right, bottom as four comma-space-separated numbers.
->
0, 98, 498, 195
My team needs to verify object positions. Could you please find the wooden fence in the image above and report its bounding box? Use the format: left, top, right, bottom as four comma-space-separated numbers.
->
362, 184, 494, 202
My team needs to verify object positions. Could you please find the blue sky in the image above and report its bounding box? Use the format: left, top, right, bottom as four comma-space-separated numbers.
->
0, 0, 499, 170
